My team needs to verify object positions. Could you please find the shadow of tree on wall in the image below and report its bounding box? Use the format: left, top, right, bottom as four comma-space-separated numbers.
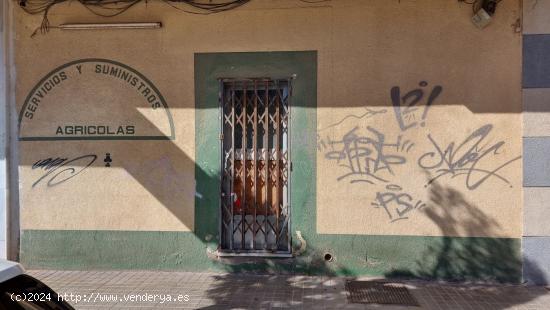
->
197, 200, 549, 310
364, 179, 550, 309
386, 178, 545, 284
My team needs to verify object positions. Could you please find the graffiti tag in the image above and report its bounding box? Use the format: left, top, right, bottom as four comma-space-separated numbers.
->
371, 184, 427, 222
418, 124, 521, 190
323, 126, 408, 184
391, 81, 442, 131
32, 155, 97, 188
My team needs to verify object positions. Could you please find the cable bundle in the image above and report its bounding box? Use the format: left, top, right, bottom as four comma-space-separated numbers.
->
20, 0, 250, 36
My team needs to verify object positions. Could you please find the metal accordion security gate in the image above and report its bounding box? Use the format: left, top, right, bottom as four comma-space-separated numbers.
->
219, 78, 291, 256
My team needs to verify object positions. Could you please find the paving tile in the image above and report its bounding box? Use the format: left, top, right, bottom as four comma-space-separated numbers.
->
25, 270, 550, 310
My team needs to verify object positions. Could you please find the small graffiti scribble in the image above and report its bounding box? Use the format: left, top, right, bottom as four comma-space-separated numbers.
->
104, 153, 112, 167
391, 81, 442, 131
32, 155, 97, 188
317, 134, 328, 152
323, 126, 407, 184
418, 124, 521, 190
371, 184, 427, 223
319, 108, 387, 132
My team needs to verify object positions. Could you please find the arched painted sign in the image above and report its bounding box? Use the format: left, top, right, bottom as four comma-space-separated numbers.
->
19, 59, 175, 141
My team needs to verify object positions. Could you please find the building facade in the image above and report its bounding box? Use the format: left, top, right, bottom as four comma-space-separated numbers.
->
1, 0, 548, 284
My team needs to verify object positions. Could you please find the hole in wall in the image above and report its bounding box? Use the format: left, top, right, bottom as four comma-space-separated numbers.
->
324, 253, 334, 262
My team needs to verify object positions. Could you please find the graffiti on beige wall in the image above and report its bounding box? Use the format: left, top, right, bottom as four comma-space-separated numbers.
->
371, 184, 427, 223
419, 124, 522, 190
321, 126, 409, 184
391, 81, 442, 131
32, 155, 97, 188
319, 108, 388, 132
319, 81, 521, 223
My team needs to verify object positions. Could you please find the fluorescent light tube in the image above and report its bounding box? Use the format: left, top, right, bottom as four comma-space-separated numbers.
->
59, 22, 162, 30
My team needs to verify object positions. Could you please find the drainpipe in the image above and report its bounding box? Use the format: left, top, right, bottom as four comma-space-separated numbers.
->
0, 0, 8, 259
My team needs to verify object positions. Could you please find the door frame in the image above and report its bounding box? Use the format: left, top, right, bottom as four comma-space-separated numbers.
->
217, 78, 293, 256
194, 51, 317, 260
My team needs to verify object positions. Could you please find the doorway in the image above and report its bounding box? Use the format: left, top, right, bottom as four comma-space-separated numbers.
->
219, 78, 291, 255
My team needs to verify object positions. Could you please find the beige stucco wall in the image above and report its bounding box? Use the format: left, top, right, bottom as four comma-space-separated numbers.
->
15, 0, 522, 237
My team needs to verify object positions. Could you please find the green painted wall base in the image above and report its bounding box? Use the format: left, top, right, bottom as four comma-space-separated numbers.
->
21, 230, 521, 283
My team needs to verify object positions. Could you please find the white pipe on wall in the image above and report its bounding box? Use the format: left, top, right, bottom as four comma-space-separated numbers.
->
0, 0, 9, 260
2, 0, 19, 261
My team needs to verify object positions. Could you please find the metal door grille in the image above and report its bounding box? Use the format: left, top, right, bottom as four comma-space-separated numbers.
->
219, 78, 291, 255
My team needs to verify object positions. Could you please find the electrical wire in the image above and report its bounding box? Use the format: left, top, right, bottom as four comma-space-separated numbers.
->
465, 0, 503, 14
21, 0, 251, 35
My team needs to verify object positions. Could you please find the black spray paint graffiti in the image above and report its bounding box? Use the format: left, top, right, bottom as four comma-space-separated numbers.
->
323, 126, 411, 184
391, 81, 442, 131
104, 153, 112, 167
371, 184, 427, 223
32, 155, 97, 187
418, 124, 522, 190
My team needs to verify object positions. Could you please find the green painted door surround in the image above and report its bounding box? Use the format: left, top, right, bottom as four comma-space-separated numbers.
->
20, 51, 521, 282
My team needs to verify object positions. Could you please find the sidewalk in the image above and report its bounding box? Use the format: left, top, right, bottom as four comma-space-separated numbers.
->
29, 270, 550, 310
